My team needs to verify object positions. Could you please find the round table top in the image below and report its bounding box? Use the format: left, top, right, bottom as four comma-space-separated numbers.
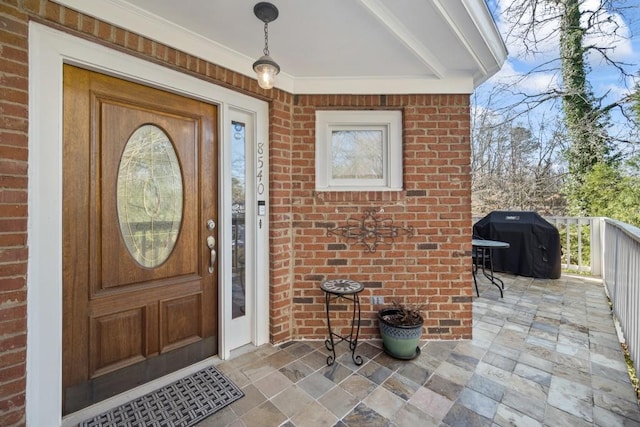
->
472, 239, 510, 249
321, 279, 364, 295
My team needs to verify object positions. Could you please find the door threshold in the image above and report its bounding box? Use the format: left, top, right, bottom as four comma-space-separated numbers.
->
61, 355, 223, 427
229, 343, 260, 358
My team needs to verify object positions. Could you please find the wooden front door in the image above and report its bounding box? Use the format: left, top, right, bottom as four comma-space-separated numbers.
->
62, 65, 218, 414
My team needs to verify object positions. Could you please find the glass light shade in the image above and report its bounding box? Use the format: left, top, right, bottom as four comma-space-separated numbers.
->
253, 55, 280, 89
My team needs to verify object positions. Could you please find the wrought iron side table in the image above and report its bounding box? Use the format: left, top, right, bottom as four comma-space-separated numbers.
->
320, 279, 364, 366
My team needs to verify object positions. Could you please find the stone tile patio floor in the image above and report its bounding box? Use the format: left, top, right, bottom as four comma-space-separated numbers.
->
198, 274, 640, 426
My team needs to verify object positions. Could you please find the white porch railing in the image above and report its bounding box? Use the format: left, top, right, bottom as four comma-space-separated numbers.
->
473, 214, 640, 376
602, 219, 640, 377
544, 216, 603, 276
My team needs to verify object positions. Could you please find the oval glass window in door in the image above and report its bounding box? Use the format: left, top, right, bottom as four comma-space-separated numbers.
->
116, 124, 183, 268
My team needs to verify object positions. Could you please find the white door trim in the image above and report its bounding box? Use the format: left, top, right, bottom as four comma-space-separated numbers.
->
27, 22, 269, 426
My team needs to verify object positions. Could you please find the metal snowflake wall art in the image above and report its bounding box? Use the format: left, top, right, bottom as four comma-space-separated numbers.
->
327, 209, 414, 253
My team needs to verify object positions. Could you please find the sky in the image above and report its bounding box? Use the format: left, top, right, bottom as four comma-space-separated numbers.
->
476, 0, 640, 147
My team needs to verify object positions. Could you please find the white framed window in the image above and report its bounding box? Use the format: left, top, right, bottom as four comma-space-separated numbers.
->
315, 110, 403, 191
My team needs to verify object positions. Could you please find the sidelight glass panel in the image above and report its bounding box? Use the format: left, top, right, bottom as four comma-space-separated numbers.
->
116, 124, 183, 268
231, 122, 246, 318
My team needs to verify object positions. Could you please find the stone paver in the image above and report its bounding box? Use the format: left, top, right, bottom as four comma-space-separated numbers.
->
362, 386, 405, 420
195, 274, 640, 426
457, 387, 500, 419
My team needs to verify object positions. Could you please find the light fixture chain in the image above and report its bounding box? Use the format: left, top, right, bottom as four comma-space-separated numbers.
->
263, 22, 270, 56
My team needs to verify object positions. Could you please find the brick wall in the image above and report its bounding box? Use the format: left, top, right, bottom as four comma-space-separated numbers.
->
287, 95, 473, 342
0, 1, 472, 424
269, 95, 296, 343
0, 2, 29, 426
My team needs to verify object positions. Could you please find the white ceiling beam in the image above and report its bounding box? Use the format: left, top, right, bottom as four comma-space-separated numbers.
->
433, 0, 508, 85
358, 0, 447, 79
432, 0, 488, 77
462, 0, 509, 69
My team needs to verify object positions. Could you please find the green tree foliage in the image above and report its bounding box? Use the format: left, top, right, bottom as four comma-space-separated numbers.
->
577, 160, 640, 226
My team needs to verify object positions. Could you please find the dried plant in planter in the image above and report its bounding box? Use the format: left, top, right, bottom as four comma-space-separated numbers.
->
378, 300, 426, 359
379, 301, 424, 327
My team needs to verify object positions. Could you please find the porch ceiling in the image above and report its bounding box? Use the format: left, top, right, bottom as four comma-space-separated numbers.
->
56, 0, 507, 94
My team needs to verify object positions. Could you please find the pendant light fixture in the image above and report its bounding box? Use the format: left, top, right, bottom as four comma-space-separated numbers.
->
252, 2, 280, 89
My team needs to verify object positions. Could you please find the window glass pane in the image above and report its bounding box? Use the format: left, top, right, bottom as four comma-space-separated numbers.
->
117, 124, 183, 268
331, 130, 383, 180
231, 122, 246, 319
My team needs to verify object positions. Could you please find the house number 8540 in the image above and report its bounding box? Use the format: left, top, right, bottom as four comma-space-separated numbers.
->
257, 142, 265, 195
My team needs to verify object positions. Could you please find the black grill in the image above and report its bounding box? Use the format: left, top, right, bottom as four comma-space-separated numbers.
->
473, 211, 561, 279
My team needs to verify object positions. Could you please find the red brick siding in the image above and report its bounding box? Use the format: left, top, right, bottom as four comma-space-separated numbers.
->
0, 1, 473, 424
0, 1, 29, 425
269, 95, 295, 343
288, 95, 473, 341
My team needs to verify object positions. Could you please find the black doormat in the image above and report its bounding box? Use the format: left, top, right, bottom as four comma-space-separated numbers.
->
80, 366, 244, 427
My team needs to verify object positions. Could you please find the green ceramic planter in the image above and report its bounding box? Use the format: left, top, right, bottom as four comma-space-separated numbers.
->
378, 308, 423, 359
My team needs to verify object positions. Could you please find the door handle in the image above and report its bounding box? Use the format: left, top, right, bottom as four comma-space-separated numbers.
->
207, 236, 216, 274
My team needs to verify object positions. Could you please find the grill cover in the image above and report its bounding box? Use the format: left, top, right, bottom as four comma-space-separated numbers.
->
473, 211, 561, 279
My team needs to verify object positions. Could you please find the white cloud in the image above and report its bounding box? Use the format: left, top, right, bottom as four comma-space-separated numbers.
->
598, 72, 640, 100
486, 61, 560, 94
600, 83, 630, 100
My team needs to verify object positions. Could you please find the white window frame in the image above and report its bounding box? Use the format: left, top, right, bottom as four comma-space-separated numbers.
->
315, 110, 403, 191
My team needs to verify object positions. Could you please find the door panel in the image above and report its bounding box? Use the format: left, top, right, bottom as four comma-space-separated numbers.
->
160, 294, 203, 352
90, 309, 146, 377
62, 65, 218, 414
